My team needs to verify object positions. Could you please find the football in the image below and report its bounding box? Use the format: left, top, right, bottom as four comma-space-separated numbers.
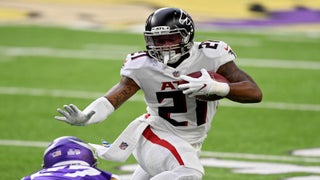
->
179, 71, 229, 101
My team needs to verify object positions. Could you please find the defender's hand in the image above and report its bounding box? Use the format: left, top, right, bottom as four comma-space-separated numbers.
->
55, 104, 95, 126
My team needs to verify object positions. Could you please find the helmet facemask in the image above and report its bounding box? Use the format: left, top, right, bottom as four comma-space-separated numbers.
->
144, 27, 193, 65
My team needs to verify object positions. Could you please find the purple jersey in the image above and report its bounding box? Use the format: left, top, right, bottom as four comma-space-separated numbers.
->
22, 165, 114, 180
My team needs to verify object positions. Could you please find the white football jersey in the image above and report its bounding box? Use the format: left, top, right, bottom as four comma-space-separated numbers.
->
121, 40, 236, 144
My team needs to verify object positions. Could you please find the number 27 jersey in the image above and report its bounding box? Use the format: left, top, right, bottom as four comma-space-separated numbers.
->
121, 40, 236, 144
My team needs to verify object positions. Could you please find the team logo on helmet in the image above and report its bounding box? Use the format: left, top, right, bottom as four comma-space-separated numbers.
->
179, 10, 193, 29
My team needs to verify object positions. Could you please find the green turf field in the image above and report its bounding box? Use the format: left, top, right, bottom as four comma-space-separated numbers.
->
0, 25, 319, 180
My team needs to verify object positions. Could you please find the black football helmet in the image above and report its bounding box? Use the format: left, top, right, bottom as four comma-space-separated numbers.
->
144, 7, 195, 64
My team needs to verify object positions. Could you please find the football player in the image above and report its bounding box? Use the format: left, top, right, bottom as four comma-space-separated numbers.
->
55, 7, 262, 180
21, 136, 119, 180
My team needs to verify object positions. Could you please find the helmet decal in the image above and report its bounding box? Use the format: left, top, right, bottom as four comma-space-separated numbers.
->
151, 26, 171, 34
179, 10, 193, 27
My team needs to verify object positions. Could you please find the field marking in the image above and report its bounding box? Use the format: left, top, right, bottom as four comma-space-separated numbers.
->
0, 46, 136, 61
0, 46, 320, 70
0, 139, 49, 147
0, 86, 319, 112
292, 148, 320, 157
201, 151, 320, 163
1, 139, 320, 163
238, 58, 320, 70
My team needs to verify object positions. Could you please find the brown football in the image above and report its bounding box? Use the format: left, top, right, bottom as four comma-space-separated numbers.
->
179, 71, 229, 101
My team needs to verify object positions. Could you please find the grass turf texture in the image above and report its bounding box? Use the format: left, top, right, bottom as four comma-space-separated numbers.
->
0, 25, 319, 179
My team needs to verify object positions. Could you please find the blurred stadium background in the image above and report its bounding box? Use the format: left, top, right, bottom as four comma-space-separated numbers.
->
0, 0, 320, 180
1, 0, 320, 31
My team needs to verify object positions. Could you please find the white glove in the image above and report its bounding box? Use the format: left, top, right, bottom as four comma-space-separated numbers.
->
178, 68, 230, 97
55, 104, 95, 126
55, 97, 115, 126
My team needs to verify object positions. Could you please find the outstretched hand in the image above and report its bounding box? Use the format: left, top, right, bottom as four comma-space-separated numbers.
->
54, 104, 95, 126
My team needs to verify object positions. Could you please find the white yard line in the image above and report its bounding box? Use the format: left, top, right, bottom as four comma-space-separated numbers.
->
201, 151, 320, 163
0, 139, 49, 147
0, 86, 319, 111
238, 58, 320, 70
0, 46, 319, 70
0, 46, 135, 61
1, 139, 320, 163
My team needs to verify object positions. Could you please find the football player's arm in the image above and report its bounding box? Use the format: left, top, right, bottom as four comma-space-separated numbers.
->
105, 76, 140, 109
217, 61, 262, 103
55, 76, 140, 125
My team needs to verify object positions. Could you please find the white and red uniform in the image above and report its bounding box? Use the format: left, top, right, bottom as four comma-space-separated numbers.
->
120, 40, 236, 177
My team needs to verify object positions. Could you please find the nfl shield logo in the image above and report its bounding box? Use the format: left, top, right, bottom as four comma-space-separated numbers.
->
119, 142, 128, 150
173, 71, 180, 77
